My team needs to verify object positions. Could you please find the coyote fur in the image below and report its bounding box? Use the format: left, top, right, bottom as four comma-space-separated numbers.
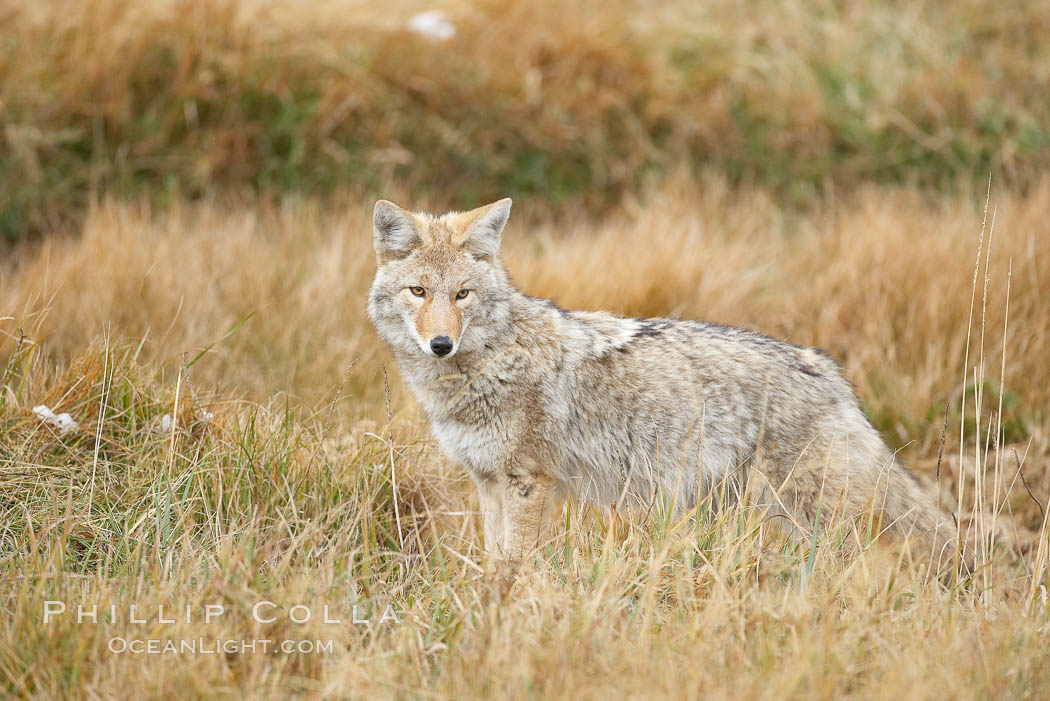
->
367, 198, 958, 576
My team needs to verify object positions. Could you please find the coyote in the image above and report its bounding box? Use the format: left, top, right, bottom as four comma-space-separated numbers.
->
367, 198, 957, 576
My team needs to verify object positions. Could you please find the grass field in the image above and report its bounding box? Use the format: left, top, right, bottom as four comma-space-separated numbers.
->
2, 175, 1049, 698
3, 0, 1050, 697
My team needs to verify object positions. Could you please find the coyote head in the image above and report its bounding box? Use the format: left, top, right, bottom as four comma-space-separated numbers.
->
367, 198, 515, 360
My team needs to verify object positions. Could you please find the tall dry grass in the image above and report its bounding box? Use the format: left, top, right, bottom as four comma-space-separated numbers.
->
3, 177, 1048, 455
1, 180, 1048, 697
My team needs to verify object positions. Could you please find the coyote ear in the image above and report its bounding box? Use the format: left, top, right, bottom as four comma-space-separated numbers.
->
373, 200, 422, 262
455, 198, 512, 260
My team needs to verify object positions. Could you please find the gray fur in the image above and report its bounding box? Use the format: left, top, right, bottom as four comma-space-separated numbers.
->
368, 199, 958, 572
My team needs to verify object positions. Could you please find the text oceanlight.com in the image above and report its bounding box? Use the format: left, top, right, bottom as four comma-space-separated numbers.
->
108, 637, 335, 655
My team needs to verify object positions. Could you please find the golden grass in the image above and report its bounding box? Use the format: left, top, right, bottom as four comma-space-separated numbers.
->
1, 179, 1049, 697
4, 177, 1048, 452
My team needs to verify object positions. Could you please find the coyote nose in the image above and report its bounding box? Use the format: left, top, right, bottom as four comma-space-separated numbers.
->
430, 336, 453, 357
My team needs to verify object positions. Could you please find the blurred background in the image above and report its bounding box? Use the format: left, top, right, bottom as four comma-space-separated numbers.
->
3, 0, 1049, 239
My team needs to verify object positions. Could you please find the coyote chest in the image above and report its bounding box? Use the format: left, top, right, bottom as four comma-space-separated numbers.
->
431, 417, 507, 476
413, 367, 520, 476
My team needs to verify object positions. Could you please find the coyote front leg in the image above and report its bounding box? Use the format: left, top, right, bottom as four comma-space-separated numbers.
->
474, 476, 506, 560
476, 465, 561, 572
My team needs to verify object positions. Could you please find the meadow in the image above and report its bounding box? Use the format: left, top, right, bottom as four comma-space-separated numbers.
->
2, 0, 1050, 698
2, 177, 1049, 698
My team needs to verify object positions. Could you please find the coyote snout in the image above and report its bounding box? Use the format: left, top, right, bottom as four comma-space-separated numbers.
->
411, 288, 464, 358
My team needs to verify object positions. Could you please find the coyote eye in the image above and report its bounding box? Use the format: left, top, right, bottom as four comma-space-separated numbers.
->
409, 286, 426, 297
456, 289, 470, 300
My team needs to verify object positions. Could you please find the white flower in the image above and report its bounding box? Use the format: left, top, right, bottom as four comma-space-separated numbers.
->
33, 404, 78, 436
408, 10, 456, 41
